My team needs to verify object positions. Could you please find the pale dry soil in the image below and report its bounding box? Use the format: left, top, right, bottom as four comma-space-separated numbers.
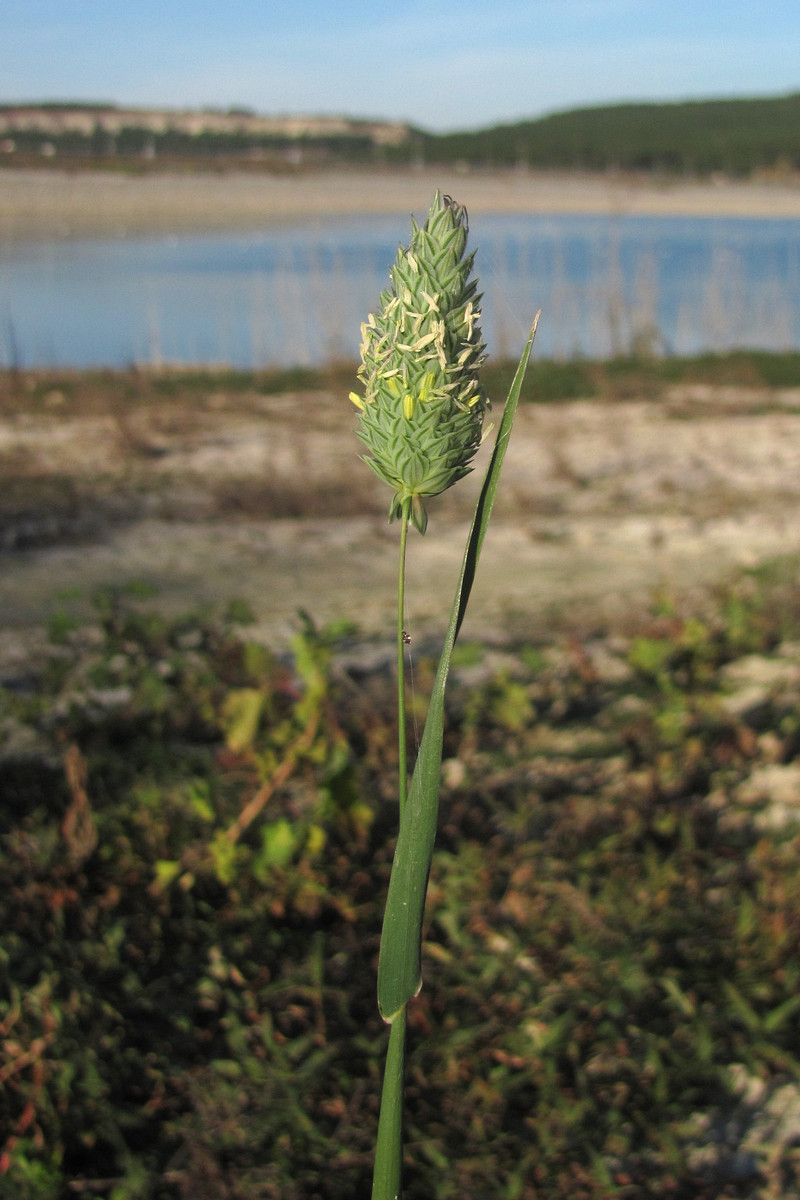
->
2, 380, 800, 661
2, 167, 800, 241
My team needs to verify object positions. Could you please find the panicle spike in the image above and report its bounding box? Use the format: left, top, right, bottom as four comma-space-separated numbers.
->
351, 193, 488, 535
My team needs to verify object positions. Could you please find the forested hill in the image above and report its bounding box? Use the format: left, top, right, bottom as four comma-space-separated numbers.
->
422, 94, 800, 174
1, 94, 799, 174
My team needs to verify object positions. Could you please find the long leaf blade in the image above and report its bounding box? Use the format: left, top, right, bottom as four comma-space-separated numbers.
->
377, 315, 540, 1022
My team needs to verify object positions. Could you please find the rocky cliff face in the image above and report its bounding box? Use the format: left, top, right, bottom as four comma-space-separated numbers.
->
0, 103, 411, 147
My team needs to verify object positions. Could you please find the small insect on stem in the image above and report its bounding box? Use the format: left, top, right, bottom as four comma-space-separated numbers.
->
402, 630, 412, 645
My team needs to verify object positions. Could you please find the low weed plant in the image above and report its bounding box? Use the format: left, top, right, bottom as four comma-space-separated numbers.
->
2, 565, 800, 1195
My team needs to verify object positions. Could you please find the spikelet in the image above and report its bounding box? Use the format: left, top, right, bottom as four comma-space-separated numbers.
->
350, 191, 488, 534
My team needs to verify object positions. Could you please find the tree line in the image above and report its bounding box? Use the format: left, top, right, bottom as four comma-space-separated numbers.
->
416, 93, 800, 174
2, 94, 799, 175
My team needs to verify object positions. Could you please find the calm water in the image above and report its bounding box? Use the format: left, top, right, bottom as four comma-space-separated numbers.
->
1, 212, 799, 368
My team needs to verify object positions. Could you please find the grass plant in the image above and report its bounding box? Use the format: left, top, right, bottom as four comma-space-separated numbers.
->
350, 192, 538, 1196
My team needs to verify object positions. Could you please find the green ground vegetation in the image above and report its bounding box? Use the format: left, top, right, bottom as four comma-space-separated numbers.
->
5, 348, 800, 416
3, 559, 800, 1197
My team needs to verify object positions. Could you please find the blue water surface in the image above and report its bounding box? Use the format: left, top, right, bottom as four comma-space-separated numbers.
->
1, 212, 798, 368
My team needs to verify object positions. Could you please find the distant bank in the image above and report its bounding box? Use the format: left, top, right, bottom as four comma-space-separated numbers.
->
1, 168, 800, 240
3, 94, 800, 175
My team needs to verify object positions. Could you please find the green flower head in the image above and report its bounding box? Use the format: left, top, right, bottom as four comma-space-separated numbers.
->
351, 191, 488, 534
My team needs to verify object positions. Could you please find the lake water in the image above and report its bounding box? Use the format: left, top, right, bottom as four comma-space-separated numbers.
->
1, 212, 799, 369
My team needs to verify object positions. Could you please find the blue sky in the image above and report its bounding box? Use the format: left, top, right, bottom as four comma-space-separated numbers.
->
2, 0, 799, 131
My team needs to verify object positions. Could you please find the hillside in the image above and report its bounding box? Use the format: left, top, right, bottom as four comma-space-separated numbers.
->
1, 94, 799, 175
425, 93, 800, 174
0, 102, 411, 166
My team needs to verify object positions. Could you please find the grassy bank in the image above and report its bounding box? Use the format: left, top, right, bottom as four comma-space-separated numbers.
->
5, 347, 800, 414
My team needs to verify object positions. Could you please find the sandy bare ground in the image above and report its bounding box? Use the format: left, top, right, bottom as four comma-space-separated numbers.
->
1, 167, 800, 241
2, 380, 800, 653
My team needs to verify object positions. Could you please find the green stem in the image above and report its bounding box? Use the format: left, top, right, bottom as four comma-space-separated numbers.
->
396, 497, 411, 819
372, 496, 412, 1200
371, 1005, 407, 1200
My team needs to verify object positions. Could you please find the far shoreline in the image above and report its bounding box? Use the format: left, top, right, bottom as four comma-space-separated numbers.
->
1, 166, 800, 241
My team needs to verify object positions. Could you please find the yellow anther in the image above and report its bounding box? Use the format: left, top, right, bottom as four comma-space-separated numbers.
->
419, 371, 436, 401
463, 301, 479, 338
349, 391, 365, 410
411, 330, 437, 352
403, 393, 415, 420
